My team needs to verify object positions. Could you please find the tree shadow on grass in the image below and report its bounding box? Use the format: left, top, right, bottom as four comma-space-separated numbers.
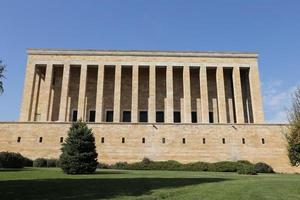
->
0, 177, 228, 200
0, 168, 33, 172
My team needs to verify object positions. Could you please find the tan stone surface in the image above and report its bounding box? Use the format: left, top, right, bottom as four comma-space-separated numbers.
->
216, 67, 226, 123
59, 64, 70, 121
0, 122, 298, 173
232, 67, 245, 123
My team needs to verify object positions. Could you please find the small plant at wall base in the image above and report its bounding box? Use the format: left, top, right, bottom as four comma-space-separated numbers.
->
287, 86, 300, 166
0, 60, 5, 94
59, 121, 98, 174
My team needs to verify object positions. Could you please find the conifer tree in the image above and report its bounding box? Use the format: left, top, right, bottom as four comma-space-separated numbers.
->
59, 121, 98, 174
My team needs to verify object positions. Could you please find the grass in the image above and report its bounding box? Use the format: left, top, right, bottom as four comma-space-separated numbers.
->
0, 168, 299, 200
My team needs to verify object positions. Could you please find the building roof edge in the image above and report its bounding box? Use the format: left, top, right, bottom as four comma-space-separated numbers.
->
27, 48, 259, 58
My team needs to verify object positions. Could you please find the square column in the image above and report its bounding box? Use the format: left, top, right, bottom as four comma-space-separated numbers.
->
165, 65, 174, 123
200, 66, 209, 123
131, 65, 139, 123
30, 69, 40, 121
20, 61, 35, 121
58, 64, 70, 121
77, 64, 87, 121
249, 64, 265, 123
95, 65, 105, 122
40, 64, 53, 121
196, 98, 202, 123
232, 66, 245, 123
148, 65, 156, 123
113, 65, 122, 122
216, 67, 227, 123
228, 98, 235, 123
183, 65, 191, 123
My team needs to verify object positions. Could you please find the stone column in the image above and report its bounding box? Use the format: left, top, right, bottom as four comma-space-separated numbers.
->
228, 98, 235, 123
40, 64, 53, 121
131, 65, 139, 123
165, 65, 174, 123
19, 60, 35, 121
148, 65, 156, 123
77, 64, 87, 121
58, 64, 70, 121
95, 65, 105, 122
183, 65, 191, 123
232, 66, 245, 123
30, 69, 40, 121
196, 98, 202, 123
200, 66, 209, 123
216, 67, 227, 123
113, 65, 122, 122
249, 64, 264, 123
212, 98, 218, 123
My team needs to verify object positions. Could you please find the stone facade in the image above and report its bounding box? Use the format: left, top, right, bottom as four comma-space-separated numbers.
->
0, 122, 299, 173
0, 49, 298, 173
19, 49, 264, 124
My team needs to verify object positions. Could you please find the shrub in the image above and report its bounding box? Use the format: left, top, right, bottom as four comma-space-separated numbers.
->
98, 162, 111, 169
0, 152, 25, 168
237, 164, 257, 175
23, 157, 33, 167
47, 159, 58, 167
141, 157, 152, 165
59, 121, 98, 174
254, 162, 274, 173
183, 162, 209, 171
237, 160, 253, 166
148, 160, 183, 171
114, 162, 129, 169
208, 161, 239, 172
33, 158, 47, 167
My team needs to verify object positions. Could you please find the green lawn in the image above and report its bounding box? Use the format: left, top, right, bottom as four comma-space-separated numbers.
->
0, 168, 299, 200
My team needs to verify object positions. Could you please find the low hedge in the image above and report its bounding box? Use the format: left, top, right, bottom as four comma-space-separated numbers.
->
0, 151, 32, 168
33, 158, 59, 167
105, 158, 275, 175
237, 164, 257, 175
254, 162, 274, 173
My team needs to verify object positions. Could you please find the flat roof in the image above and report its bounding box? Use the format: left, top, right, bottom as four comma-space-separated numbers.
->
27, 48, 258, 58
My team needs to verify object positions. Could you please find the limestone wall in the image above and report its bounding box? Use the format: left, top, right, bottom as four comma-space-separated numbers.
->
0, 122, 298, 173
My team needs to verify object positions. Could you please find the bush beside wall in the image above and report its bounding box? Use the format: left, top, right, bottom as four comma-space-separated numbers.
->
33, 158, 59, 168
0, 151, 32, 168
101, 158, 275, 174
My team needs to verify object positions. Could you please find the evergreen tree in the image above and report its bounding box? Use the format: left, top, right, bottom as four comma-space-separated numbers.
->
59, 121, 98, 174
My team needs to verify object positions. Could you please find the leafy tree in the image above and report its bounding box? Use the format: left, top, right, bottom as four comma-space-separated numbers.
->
0, 60, 5, 94
59, 121, 98, 174
287, 86, 300, 166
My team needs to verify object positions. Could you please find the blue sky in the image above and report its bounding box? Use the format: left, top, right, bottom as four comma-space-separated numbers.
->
0, 0, 299, 122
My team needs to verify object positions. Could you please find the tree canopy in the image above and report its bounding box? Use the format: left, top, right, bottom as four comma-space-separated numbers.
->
0, 60, 5, 94
59, 121, 98, 174
287, 86, 300, 166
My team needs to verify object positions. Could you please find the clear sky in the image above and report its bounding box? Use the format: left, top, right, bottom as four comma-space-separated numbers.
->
0, 0, 299, 122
